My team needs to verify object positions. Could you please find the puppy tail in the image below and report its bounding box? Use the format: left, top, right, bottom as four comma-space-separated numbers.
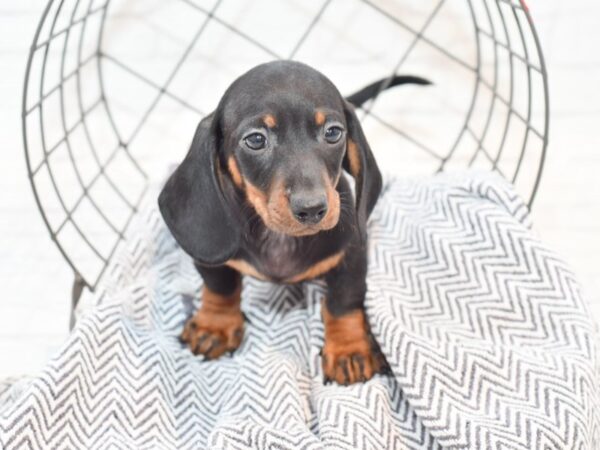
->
345, 75, 432, 108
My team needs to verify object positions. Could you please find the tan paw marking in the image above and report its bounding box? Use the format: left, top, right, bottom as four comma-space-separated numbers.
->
321, 302, 389, 385
181, 285, 244, 359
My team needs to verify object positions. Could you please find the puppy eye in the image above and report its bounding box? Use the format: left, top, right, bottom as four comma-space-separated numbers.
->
324, 126, 343, 143
244, 133, 267, 150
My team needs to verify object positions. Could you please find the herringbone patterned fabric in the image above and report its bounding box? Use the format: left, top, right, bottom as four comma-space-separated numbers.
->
1, 173, 598, 449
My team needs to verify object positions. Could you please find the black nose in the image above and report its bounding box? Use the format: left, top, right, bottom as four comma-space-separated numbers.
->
291, 195, 328, 225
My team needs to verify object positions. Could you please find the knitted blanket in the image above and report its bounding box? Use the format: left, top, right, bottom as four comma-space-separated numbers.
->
1, 173, 598, 449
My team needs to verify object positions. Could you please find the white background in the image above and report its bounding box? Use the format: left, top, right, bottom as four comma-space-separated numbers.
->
1, 0, 599, 378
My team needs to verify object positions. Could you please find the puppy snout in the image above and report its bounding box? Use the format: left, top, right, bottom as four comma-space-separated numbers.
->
291, 194, 328, 225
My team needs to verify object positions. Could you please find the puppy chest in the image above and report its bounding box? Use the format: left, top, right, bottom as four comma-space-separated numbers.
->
226, 241, 344, 283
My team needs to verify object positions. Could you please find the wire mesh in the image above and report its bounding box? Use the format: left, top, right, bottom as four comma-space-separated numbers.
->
22, 0, 549, 293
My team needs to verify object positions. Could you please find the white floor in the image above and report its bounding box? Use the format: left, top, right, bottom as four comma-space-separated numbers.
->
0, 0, 599, 379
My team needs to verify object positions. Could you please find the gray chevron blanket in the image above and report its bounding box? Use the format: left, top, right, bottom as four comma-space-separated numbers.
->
1, 173, 599, 449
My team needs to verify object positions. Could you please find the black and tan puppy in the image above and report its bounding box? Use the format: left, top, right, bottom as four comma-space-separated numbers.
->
159, 61, 428, 385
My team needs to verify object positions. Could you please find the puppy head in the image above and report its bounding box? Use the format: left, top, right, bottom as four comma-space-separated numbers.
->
159, 61, 381, 264
220, 61, 380, 238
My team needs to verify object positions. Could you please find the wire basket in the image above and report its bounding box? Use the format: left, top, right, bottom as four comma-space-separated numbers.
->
22, 0, 549, 310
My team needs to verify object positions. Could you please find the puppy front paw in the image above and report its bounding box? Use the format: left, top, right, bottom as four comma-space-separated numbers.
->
321, 304, 389, 385
181, 311, 244, 359
321, 333, 388, 385
181, 285, 244, 359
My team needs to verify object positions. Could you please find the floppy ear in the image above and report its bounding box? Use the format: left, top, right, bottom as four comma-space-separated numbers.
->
342, 100, 383, 240
158, 114, 240, 265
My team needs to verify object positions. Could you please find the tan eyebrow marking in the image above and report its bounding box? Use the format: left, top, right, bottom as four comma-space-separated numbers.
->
315, 110, 326, 126
263, 114, 277, 128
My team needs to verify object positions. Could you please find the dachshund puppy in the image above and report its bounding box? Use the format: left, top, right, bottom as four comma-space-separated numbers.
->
159, 61, 428, 385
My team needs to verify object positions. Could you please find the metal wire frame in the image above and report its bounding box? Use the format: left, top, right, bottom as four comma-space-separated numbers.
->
22, 0, 550, 325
